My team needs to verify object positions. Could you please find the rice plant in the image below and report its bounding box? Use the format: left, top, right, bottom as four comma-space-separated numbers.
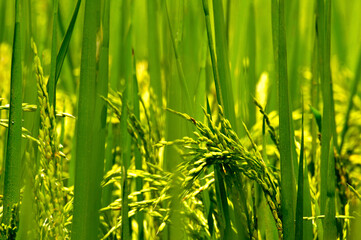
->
1, 0, 361, 239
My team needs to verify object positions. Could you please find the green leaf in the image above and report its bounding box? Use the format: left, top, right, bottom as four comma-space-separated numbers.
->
2, 0, 23, 227
147, 0, 162, 103
55, 0, 82, 85
272, 0, 296, 239
211, 0, 236, 129
47, 0, 59, 109
318, 0, 336, 215
71, 0, 101, 238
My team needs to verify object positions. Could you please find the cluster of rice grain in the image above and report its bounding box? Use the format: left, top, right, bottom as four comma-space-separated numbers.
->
32, 41, 66, 239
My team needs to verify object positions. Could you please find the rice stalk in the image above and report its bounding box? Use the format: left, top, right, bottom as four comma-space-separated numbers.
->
271, 0, 296, 238
210, 0, 236, 128
2, 0, 23, 229
47, 0, 59, 109
55, 0, 81, 85
147, 0, 162, 104
201, 0, 222, 107
91, 0, 110, 237
71, 0, 101, 238
318, 0, 332, 215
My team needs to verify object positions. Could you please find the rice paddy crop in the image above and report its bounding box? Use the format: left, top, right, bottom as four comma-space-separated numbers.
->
1, 0, 361, 239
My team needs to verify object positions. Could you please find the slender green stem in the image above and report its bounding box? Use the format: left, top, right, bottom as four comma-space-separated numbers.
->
119, 1, 133, 238
318, 0, 333, 215
325, 0, 338, 153
247, 2, 256, 127
99, 0, 111, 210
211, 0, 236, 129
201, 0, 223, 107
71, 0, 100, 238
164, 0, 193, 115
2, 0, 22, 227
272, 0, 296, 238
48, 0, 59, 110
310, 33, 319, 172
132, 50, 144, 239
147, 0, 162, 103
91, 0, 110, 236
225, 0, 231, 45
120, 87, 131, 240
55, 0, 82, 85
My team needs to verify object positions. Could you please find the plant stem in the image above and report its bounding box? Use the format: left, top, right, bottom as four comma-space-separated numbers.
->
272, 0, 296, 238
71, 0, 101, 238
2, 0, 23, 227
48, 0, 59, 110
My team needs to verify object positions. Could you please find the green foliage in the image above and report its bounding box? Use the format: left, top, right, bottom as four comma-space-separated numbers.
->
1, 0, 361, 239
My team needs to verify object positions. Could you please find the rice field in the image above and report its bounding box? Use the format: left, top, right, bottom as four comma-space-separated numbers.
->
1, 0, 361, 239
